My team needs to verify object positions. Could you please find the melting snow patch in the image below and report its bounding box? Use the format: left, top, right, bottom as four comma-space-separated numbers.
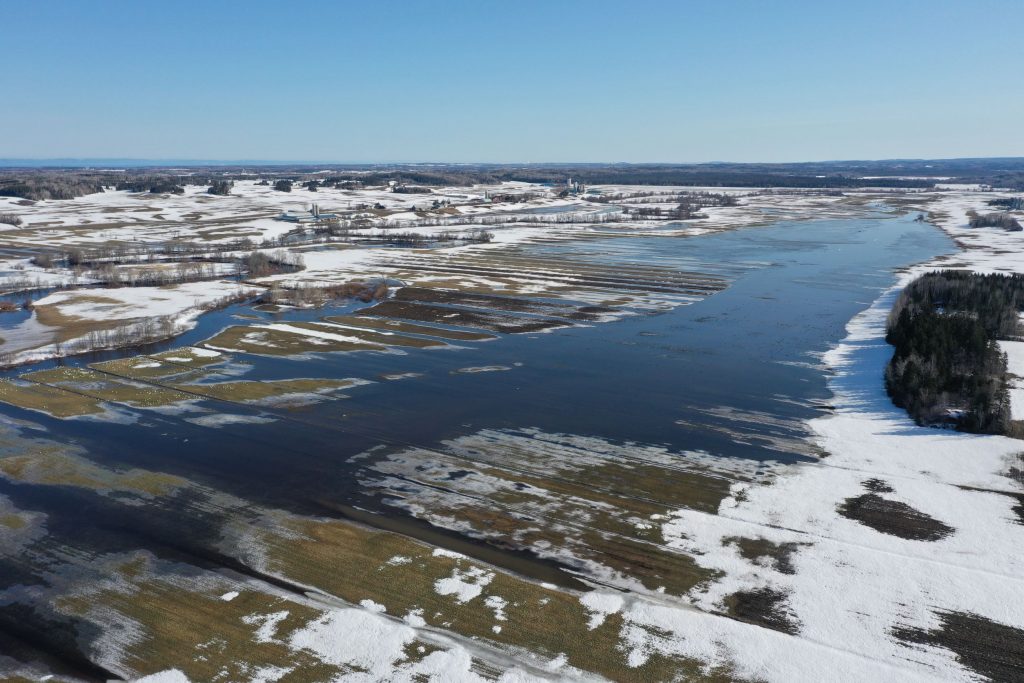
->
242, 610, 290, 643
453, 365, 512, 374
484, 595, 507, 621
219, 591, 239, 602
403, 608, 426, 627
133, 671, 192, 683
186, 414, 277, 428
580, 592, 624, 630
434, 565, 494, 603
360, 599, 387, 613
279, 608, 517, 680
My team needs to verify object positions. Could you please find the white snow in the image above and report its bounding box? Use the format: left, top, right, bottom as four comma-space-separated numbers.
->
262, 323, 382, 346
286, 606, 544, 682
242, 610, 291, 644
620, 193, 1024, 681
359, 599, 387, 613
33, 280, 252, 322
579, 592, 624, 630
433, 565, 494, 604
484, 595, 507, 622
132, 670, 191, 683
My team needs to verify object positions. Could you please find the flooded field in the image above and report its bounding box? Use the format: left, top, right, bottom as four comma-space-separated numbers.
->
0, 206, 967, 681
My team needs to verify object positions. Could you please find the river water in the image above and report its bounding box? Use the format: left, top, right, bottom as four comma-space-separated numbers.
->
0, 212, 954, 567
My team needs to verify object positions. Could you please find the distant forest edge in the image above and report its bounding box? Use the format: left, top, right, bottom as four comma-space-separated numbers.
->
885, 271, 1024, 435
3, 158, 1024, 200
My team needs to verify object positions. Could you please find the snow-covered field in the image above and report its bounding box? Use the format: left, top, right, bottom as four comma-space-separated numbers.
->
0, 180, 892, 365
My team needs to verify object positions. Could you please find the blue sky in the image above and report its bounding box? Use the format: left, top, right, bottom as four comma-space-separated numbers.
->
2, 0, 1022, 162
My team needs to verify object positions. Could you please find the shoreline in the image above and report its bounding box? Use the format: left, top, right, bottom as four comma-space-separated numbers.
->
626, 207, 1024, 681
772, 211, 1024, 677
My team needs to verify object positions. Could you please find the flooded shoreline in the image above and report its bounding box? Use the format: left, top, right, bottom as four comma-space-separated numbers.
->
0, 211, 958, 681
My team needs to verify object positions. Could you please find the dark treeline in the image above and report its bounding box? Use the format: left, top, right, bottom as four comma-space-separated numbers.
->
208, 179, 233, 195
390, 185, 433, 194
497, 168, 935, 189
4, 158, 1024, 200
0, 176, 106, 200
967, 210, 1022, 231
0, 171, 244, 200
884, 270, 1024, 434
989, 196, 1024, 210
115, 179, 184, 194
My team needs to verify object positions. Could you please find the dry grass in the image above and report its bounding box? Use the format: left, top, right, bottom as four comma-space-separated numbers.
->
294, 321, 447, 349
255, 517, 730, 682
0, 451, 186, 497
0, 379, 105, 417
90, 356, 210, 381
175, 378, 357, 403
0, 513, 28, 530
56, 573, 345, 682
33, 296, 137, 343
21, 366, 194, 408
202, 325, 385, 356
323, 315, 496, 341
150, 347, 227, 367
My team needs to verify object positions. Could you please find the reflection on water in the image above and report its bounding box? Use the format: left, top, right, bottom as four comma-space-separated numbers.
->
0, 214, 953, 550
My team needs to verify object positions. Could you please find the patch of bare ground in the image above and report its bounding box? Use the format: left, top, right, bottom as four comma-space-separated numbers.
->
55, 570, 348, 682
894, 611, 1024, 683
90, 355, 217, 382
360, 300, 569, 334
722, 536, 807, 575
201, 325, 385, 356
723, 587, 800, 634
361, 461, 724, 596
386, 260, 727, 298
837, 493, 954, 541
1007, 452, 1024, 488
21, 367, 194, 408
256, 517, 733, 682
32, 296, 131, 343
174, 377, 358, 403
323, 315, 496, 341
0, 447, 727, 681
297, 321, 446, 348
0, 380, 106, 418
862, 477, 895, 493
393, 286, 586, 316
1012, 495, 1024, 525
0, 451, 186, 497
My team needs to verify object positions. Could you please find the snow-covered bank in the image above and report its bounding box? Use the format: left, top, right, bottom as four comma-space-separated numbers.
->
627, 200, 1024, 681
0, 281, 259, 365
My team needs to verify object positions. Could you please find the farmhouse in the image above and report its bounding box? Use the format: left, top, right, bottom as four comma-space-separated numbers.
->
276, 204, 338, 223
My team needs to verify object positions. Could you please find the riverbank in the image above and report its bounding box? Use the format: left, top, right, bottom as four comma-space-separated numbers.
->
640, 204, 1024, 681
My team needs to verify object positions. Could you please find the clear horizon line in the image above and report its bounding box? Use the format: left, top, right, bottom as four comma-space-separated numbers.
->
3, 155, 1024, 168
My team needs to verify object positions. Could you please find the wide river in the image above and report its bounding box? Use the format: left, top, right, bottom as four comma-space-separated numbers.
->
0, 211, 953, 580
